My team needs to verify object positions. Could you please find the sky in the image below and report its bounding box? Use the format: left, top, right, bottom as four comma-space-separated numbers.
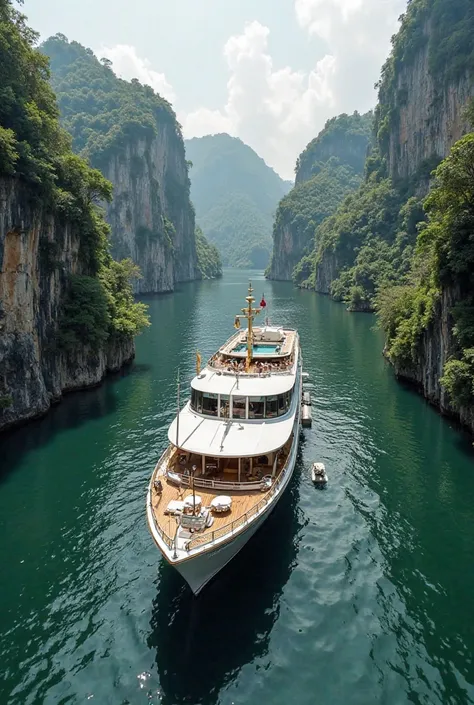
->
23, 0, 407, 179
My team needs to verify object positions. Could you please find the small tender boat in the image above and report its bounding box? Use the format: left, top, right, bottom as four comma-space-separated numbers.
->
311, 462, 327, 484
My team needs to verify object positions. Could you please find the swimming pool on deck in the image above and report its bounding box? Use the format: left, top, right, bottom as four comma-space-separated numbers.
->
233, 343, 281, 355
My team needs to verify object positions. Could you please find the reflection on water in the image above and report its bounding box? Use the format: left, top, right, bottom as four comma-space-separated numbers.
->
149, 453, 304, 705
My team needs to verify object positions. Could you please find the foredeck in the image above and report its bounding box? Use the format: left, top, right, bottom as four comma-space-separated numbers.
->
150, 436, 293, 553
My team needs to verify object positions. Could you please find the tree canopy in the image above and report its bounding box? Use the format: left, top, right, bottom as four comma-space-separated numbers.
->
40, 33, 179, 169
269, 112, 373, 281
377, 123, 474, 411
0, 2, 149, 347
195, 226, 222, 280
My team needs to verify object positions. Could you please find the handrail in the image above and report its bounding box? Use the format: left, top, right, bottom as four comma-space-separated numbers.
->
206, 364, 295, 378
148, 446, 175, 549
149, 431, 295, 555
167, 470, 266, 492
186, 456, 289, 551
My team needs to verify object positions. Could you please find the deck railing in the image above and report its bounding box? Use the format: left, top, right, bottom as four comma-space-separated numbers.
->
166, 471, 268, 493
148, 446, 175, 549
149, 436, 295, 555
186, 460, 288, 551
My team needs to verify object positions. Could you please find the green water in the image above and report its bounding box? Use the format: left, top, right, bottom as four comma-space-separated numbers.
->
1, 269, 474, 705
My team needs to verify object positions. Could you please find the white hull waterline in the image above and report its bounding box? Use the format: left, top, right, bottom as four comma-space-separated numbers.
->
146, 283, 303, 594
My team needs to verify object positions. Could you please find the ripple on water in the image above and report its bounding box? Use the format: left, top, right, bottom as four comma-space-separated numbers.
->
1, 272, 474, 705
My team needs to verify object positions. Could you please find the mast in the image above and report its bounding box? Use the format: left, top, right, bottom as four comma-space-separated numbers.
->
234, 281, 261, 372
175, 367, 180, 449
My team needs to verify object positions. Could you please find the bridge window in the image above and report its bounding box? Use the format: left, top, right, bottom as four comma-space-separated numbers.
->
220, 394, 231, 418
202, 392, 218, 416
232, 396, 246, 419
249, 396, 265, 419
191, 388, 293, 418
191, 390, 218, 416
279, 390, 291, 415
191, 389, 203, 413
266, 395, 279, 418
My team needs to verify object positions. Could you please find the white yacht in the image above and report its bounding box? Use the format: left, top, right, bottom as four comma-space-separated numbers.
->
146, 283, 302, 594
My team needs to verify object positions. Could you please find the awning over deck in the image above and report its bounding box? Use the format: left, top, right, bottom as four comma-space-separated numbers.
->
168, 403, 296, 457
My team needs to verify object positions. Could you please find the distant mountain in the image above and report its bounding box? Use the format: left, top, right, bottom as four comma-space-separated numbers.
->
185, 134, 292, 269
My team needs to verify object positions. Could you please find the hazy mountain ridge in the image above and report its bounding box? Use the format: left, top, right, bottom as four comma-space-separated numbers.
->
185, 133, 292, 268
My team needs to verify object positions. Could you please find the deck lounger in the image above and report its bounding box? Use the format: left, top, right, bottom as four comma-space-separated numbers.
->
165, 500, 185, 515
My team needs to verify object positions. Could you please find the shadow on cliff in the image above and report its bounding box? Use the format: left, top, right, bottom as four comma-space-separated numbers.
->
0, 361, 151, 481
147, 449, 305, 705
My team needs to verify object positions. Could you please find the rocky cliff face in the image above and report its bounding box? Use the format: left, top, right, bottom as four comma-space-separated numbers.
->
268, 223, 302, 281
267, 112, 372, 282
0, 178, 134, 432
42, 35, 199, 295
314, 250, 340, 295
103, 128, 196, 294
391, 286, 474, 434
386, 30, 472, 180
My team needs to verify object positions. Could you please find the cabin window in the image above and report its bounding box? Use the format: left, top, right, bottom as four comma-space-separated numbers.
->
278, 390, 291, 415
202, 393, 218, 416
265, 395, 278, 418
249, 396, 265, 419
191, 389, 203, 413
232, 396, 247, 419
220, 394, 231, 418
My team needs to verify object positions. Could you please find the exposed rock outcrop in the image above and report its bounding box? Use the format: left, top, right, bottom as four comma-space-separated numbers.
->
0, 178, 134, 432
267, 112, 372, 282
386, 31, 472, 180
104, 130, 196, 294
390, 287, 474, 434
314, 251, 340, 296
42, 35, 200, 295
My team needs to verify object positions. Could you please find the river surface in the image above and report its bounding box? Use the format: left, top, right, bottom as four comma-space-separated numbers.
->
1, 269, 474, 705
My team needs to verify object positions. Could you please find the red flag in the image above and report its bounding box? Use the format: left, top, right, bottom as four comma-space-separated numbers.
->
260, 294, 266, 308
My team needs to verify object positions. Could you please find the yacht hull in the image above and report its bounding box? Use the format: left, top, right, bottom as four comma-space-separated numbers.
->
172, 427, 299, 595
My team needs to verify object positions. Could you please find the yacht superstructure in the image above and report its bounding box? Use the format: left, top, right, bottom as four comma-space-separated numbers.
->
146, 283, 302, 594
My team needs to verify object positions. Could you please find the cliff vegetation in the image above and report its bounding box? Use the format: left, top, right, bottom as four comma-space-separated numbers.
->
377, 108, 474, 417
195, 226, 222, 280
0, 0, 148, 430
41, 35, 217, 292
267, 111, 372, 281
40, 34, 177, 169
185, 134, 291, 269
293, 0, 473, 311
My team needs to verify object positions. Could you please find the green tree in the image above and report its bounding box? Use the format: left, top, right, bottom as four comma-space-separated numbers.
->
0, 1, 149, 355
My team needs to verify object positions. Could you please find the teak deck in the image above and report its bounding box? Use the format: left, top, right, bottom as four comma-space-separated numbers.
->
150, 438, 293, 548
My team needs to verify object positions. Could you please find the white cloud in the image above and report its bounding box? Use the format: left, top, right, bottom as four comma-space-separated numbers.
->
96, 0, 406, 179
184, 108, 235, 139
183, 21, 337, 179
294, 0, 406, 105
97, 44, 176, 104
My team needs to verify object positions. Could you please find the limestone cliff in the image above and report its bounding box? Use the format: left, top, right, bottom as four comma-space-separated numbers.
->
267, 112, 372, 282
42, 35, 199, 294
0, 178, 134, 432
390, 286, 474, 434
103, 130, 196, 294
386, 59, 471, 182
307, 0, 473, 312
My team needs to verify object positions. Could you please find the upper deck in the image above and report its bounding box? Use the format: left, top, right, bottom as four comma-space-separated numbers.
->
208, 326, 297, 376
